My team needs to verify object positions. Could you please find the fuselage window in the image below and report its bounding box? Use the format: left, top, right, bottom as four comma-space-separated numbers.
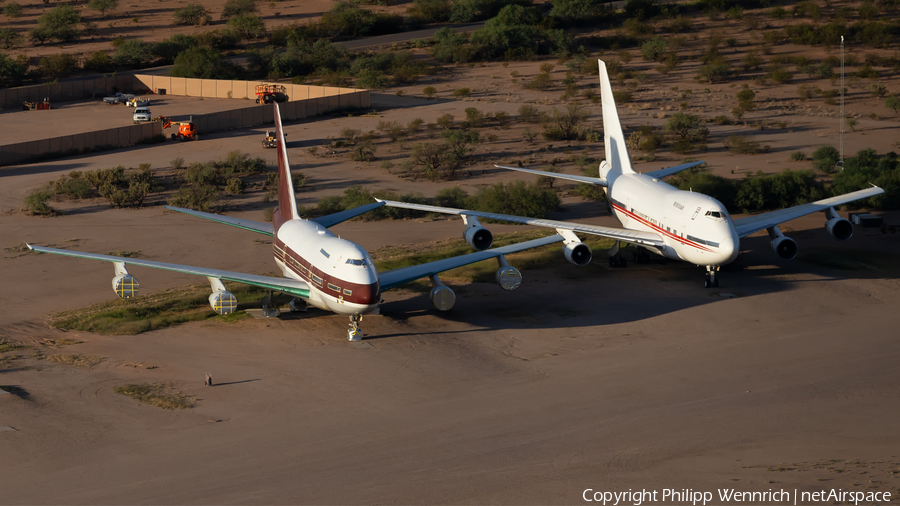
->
327, 283, 340, 292
311, 274, 323, 286
320, 249, 330, 258
343, 289, 352, 296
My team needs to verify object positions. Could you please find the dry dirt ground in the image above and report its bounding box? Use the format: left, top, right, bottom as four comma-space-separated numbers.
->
2, 61, 900, 503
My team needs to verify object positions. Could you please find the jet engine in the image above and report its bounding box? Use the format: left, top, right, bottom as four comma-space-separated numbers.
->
463, 225, 493, 251
429, 285, 456, 311
563, 242, 593, 266
209, 290, 238, 315
825, 217, 853, 241
496, 265, 523, 291
112, 272, 139, 298
770, 236, 798, 261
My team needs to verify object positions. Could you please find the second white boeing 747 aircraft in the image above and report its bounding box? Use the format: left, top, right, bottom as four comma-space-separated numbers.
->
379, 60, 884, 288
27, 102, 567, 340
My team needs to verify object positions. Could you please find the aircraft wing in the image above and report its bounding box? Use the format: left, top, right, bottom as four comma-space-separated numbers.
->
165, 206, 274, 236
378, 234, 565, 291
732, 186, 885, 238
644, 161, 706, 179
494, 165, 608, 187
26, 244, 310, 298
311, 201, 386, 228
376, 200, 665, 248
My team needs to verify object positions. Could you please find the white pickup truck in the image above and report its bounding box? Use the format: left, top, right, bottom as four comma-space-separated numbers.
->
133, 106, 151, 124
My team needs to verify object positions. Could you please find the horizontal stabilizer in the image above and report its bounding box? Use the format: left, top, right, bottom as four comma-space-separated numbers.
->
165, 206, 274, 236
312, 201, 386, 228
494, 165, 608, 187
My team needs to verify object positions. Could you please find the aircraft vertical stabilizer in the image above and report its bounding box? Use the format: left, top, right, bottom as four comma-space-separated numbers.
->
599, 60, 636, 175
274, 102, 300, 224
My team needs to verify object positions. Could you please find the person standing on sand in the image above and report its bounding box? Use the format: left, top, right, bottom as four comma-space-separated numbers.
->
205, 374, 213, 386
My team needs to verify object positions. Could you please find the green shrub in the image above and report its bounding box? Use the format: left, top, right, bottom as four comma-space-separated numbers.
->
167, 183, 218, 212
434, 187, 469, 208
423, 86, 437, 98
769, 67, 793, 84
725, 135, 766, 154
3, 3, 22, 18
53, 173, 92, 199
640, 36, 668, 62
452, 87, 471, 97
39, 53, 79, 78
790, 151, 807, 161
172, 47, 238, 79
87, 0, 118, 17
812, 145, 840, 161
32, 5, 81, 43
518, 104, 542, 123
697, 62, 730, 83
469, 181, 560, 218
351, 141, 376, 162
112, 39, 155, 67
227, 13, 266, 40
174, 3, 209, 25
831, 150, 900, 210
225, 178, 245, 194
886, 96, 900, 114
221, 0, 256, 19
83, 51, 114, 72
23, 187, 58, 216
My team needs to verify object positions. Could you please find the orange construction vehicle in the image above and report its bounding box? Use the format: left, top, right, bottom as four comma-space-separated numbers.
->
255, 84, 286, 104
156, 116, 198, 141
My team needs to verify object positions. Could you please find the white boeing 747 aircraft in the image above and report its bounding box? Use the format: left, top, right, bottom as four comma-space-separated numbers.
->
28, 102, 566, 340
379, 60, 884, 288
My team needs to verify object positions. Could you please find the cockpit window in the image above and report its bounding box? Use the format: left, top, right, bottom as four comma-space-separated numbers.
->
705, 210, 725, 220
345, 258, 368, 266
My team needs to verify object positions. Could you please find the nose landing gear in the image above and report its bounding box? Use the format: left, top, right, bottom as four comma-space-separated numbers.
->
348, 314, 363, 341
704, 266, 720, 288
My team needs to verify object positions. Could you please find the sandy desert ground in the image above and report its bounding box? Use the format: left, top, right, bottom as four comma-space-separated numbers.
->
2, 34, 900, 503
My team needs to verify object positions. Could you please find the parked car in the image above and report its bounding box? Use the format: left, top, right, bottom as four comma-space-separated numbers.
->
133, 107, 151, 124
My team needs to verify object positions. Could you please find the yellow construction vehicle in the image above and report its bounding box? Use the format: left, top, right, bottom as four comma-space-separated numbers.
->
255, 84, 286, 104
262, 129, 285, 148
23, 98, 51, 110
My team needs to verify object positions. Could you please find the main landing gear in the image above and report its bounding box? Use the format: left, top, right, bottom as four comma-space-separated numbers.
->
261, 290, 280, 317
607, 240, 628, 268
348, 314, 363, 341
704, 266, 720, 288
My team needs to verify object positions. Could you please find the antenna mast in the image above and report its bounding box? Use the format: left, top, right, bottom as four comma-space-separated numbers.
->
839, 35, 845, 170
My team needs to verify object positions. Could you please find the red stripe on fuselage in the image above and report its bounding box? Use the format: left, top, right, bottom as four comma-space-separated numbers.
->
273, 237, 379, 305
610, 202, 714, 253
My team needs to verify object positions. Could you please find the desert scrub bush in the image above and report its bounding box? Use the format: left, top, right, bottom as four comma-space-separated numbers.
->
225, 177, 245, 194
525, 73, 553, 90
518, 104, 543, 123
640, 36, 668, 62
407, 118, 424, 135
115, 383, 194, 409
3, 2, 22, 18
468, 181, 560, 218
886, 96, 900, 114
464, 107, 484, 127
167, 183, 218, 212
612, 90, 633, 103
541, 102, 589, 141
46, 353, 103, 368
52, 172, 92, 199
869, 83, 888, 98
790, 151, 807, 161
725, 135, 767, 154
174, 3, 210, 25
436, 113, 454, 129
351, 140, 376, 162
377, 121, 406, 142
23, 187, 58, 216
423, 86, 437, 98
452, 87, 471, 97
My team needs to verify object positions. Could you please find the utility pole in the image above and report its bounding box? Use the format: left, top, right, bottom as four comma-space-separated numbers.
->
839, 35, 845, 170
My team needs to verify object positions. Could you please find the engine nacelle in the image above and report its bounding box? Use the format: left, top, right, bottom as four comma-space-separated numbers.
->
464, 226, 493, 251
496, 265, 522, 291
112, 273, 139, 298
209, 290, 237, 315
825, 217, 853, 241
563, 242, 593, 266
598, 160, 612, 180
770, 236, 798, 261
429, 285, 456, 311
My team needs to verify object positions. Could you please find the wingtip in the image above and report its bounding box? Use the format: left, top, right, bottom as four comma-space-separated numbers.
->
25, 242, 34, 251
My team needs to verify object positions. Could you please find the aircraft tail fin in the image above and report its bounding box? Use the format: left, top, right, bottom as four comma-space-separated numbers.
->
599, 60, 636, 175
273, 102, 300, 224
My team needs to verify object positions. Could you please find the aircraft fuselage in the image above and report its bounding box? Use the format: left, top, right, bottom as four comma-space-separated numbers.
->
606, 172, 740, 266
273, 216, 381, 315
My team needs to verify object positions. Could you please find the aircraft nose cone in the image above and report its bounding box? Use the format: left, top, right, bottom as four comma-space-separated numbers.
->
355, 280, 380, 305
719, 233, 740, 264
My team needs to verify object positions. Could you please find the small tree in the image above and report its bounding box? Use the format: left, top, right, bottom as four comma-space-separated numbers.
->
640, 36, 668, 62
227, 13, 265, 40
112, 39, 155, 67
34, 5, 81, 42
221, 0, 257, 19
665, 112, 701, 141
172, 47, 236, 79
174, 4, 210, 25
3, 2, 22, 18
87, 0, 118, 18
542, 102, 589, 141
0, 28, 22, 49
886, 96, 900, 115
